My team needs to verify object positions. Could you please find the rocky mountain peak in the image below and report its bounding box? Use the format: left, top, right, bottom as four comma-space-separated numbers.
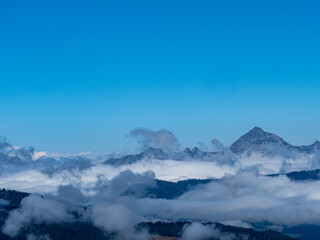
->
191, 147, 199, 153
312, 140, 320, 148
183, 147, 191, 154
230, 127, 289, 154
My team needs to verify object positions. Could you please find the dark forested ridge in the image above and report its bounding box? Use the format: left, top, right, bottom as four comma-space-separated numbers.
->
0, 221, 298, 240
286, 169, 320, 181
0, 189, 29, 210
0, 222, 111, 240
268, 169, 320, 181
215, 223, 296, 240
145, 179, 212, 199
141, 221, 297, 240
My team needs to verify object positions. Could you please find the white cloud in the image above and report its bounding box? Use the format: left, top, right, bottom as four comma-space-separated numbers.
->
2, 195, 74, 237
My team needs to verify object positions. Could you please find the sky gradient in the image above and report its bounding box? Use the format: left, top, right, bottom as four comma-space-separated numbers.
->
1, 0, 320, 153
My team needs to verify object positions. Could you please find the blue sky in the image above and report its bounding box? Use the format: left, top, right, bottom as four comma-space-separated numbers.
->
0, 0, 320, 153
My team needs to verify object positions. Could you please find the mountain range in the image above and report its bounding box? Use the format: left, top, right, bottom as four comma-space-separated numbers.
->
104, 127, 320, 166
104, 146, 223, 166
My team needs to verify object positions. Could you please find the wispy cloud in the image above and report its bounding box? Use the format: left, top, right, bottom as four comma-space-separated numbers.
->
129, 128, 180, 152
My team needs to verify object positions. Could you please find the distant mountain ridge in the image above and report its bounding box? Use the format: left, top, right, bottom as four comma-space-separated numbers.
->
230, 126, 320, 154
105, 147, 169, 165
103, 127, 320, 166
103, 147, 222, 166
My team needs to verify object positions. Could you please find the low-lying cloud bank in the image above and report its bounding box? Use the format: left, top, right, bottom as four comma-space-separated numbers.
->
135, 170, 320, 226
2, 195, 75, 237
1, 171, 155, 239
1, 149, 319, 194
3, 168, 320, 238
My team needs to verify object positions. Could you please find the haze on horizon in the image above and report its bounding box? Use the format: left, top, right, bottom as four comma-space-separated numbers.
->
1, 0, 320, 153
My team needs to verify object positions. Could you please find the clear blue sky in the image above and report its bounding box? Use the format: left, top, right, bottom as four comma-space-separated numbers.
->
0, 0, 320, 153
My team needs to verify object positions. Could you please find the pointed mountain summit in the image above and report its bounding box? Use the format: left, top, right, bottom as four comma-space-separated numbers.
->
230, 127, 291, 154
230, 127, 320, 154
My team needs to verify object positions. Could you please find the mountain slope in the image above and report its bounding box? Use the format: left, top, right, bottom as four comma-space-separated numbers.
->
230, 127, 290, 154
230, 127, 320, 154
